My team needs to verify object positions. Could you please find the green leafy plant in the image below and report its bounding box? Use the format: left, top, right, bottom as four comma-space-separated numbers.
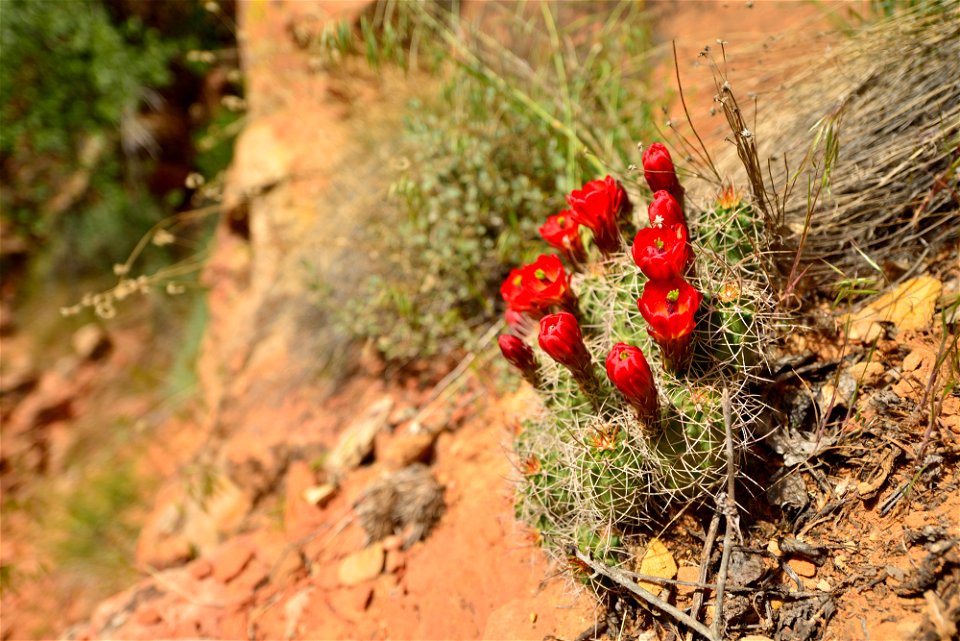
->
1, 0, 236, 280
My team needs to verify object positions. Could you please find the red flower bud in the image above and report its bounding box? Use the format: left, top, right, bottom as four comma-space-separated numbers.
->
637, 277, 702, 371
498, 334, 540, 387
631, 223, 691, 281
566, 176, 627, 255
538, 311, 592, 373
647, 190, 686, 229
642, 143, 683, 204
539, 211, 586, 264
605, 343, 658, 420
500, 255, 575, 313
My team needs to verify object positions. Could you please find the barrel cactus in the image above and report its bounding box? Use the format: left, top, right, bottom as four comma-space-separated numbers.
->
500, 144, 781, 576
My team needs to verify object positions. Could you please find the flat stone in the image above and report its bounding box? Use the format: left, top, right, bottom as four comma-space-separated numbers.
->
189, 558, 213, 580
844, 276, 941, 341
327, 585, 374, 621
212, 541, 254, 583
384, 550, 405, 574
675, 565, 701, 598
135, 605, 163, 626
380, 432, 437, 469
284, 460, 317, 530
337, 543, 385, 587
325, 397, 394, 475
72, 323, 112, 360
787, 558, 817, 578
303, 483, 336, 507
635, 539, 677, 597
844, 361, 885, 387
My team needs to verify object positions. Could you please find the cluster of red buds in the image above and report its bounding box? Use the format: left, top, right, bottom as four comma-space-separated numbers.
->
634, 144, 701, 372
498, 176, 629, 407
565, 175, 630, 256
498, 145, 700, 429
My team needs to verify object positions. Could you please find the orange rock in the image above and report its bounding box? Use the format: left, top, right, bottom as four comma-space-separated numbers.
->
135, 605, 162, 626
385, 550, 405, 574
327, 584, 374, 621
788, 558, 817, 578
380, 432, 437, 469
212, 541, 254, 583
189, 558, 213, 580
284, 460, 317, 531
675, 565, 702, 598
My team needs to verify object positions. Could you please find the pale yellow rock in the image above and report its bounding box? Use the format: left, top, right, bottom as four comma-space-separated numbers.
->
844, 276, 942, 341
844, 361, 885, 387
303, 483, 336, 507
325, 397, 394, 475
337, 543, 385, 586
634, 538, 678, 597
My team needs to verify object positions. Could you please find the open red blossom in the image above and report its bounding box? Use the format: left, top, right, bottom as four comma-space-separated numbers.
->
566, 176, 627, 255
521, 254, 575, 310
647, 190, 686, 229
538, 312, 592, 373
631, 223, 691, 281
498, 334, 540, 387
500, 267, 537, 313
638, 277, 702, 371
642, 143, 683, 204
500, 255, 575, 313
605, 343, 658, 421
539, 211, 586, 264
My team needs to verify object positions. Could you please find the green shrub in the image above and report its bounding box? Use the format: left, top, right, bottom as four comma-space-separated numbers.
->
1, 0, 236, 280
322, 2, 656, 362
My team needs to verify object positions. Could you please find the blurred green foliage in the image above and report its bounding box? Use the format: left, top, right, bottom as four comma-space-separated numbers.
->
0, 0, 236, 279
0, 0, 173, 157
1, 0, 172, 255
343, 81, 570, 361
324, 1, 656, 363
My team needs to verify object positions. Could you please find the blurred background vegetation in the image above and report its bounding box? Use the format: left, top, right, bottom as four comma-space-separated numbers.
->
0, 1, 240, 626
311, 1, 659, 364
1, 0, 239, 297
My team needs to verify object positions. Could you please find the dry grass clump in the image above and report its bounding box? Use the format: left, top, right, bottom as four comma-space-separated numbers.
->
708, 5, 959, 289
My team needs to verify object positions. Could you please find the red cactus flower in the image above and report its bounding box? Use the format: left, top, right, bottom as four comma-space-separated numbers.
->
631, 223, 691, 281
647, 190, 686, 229
500, 255, 575, 313
566, 176, 627, 255
605, 343, 658, 420
539, 211, 586, 264
642, 143, 683, 204
500, 267, 534, 312
498, 334, 540, 387
637, 277, 702, 371
538, 312, 592, 372
521, 254, 575, 311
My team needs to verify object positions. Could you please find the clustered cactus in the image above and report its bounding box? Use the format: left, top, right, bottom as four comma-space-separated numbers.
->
498, 143, 778, 579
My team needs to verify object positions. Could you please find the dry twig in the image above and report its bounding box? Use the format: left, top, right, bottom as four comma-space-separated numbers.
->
573, 549, 718, 641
